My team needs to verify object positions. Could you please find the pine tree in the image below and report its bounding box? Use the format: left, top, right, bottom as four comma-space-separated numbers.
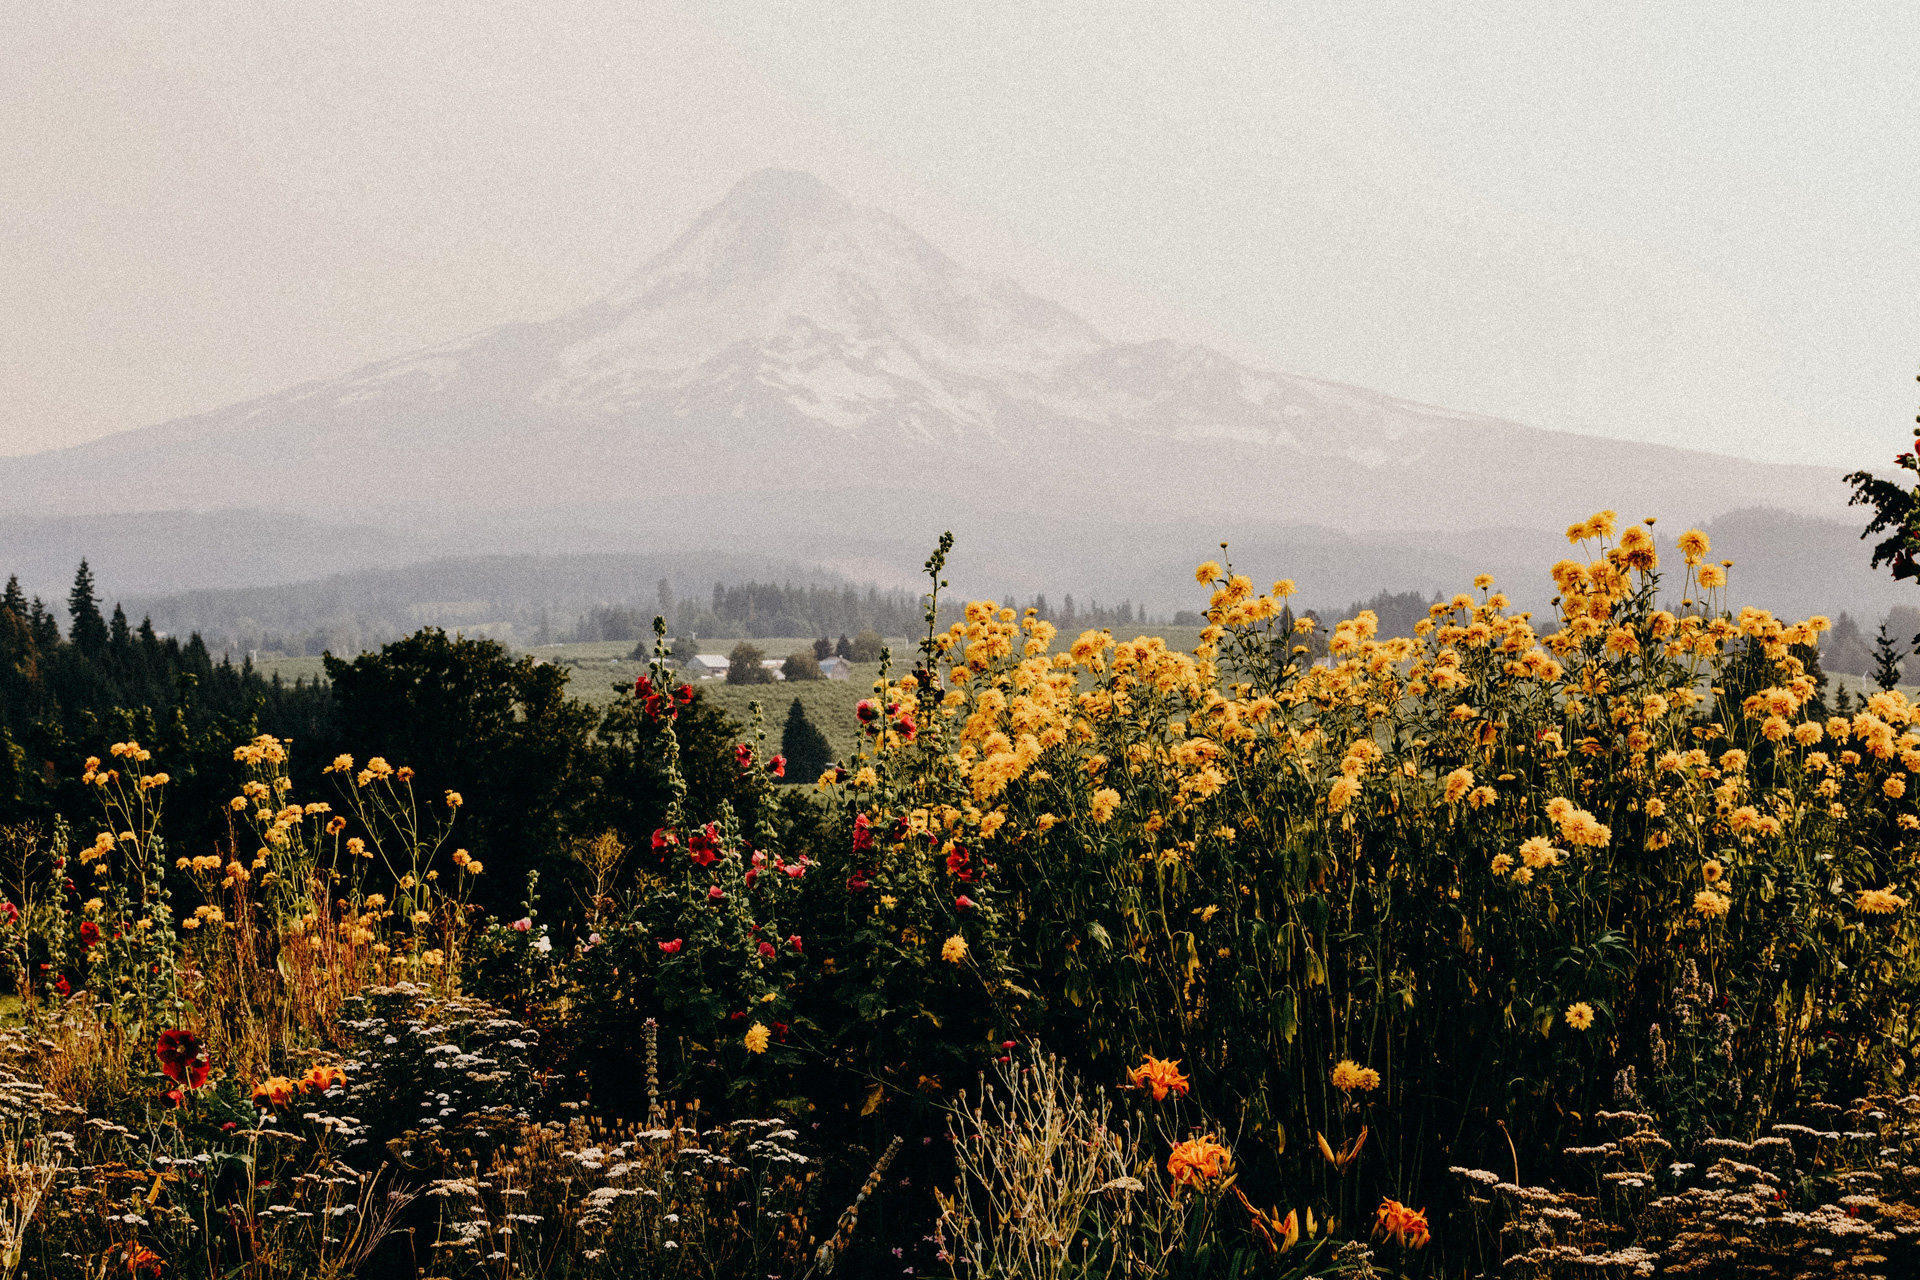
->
67, 560, 108, 655
1872, 623, 1907, 690
0, 576, 24, 620
780, 697, 833, 785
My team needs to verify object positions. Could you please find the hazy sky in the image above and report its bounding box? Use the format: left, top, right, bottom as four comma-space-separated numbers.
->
4, 2, 1913, 466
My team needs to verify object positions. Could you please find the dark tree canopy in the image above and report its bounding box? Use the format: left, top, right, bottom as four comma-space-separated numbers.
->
324, 629, 598, 910
779, 697, 834, 786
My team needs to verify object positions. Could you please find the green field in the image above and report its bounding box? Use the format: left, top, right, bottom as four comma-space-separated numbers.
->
257, 625, 1296, 778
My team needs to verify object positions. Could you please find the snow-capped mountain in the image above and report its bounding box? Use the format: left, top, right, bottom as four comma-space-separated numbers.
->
2, 169, 1842, 535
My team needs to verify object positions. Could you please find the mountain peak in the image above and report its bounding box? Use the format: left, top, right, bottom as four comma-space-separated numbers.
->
714, 167, 851, 220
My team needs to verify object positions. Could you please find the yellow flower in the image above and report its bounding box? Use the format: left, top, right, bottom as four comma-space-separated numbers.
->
466, 860, 484, 874
1518, 836, 1557, 869
941, 934, 968, 963
1564, 1003, 1595, 1030
1328, 777, 1360, 813
852, 766, 879, 789
1331, 1059, 1380, 1092
1195, 560, 1224, 585
1272, 579, 1297, 598
1855, 887, 1908, 915
445, 790, 463, 808
1676, 528, 1710, 562
1489, 853, 1514, 876
1693, 888, 1731, 918
1697, 564, 1727, 590
1090, 788, 1121, 823
1442, 768, 1473, 804
744, 1022, 771, 1054
1702, 859, 1724, 883
1885, 774, 1907, 800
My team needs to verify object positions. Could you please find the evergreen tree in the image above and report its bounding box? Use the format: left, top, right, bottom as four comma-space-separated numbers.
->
834, 634, 853, 660
1, 576, 23, 619
780, 697, 833, 785
67, 560, 108, 655
1872, 623, 1907, 690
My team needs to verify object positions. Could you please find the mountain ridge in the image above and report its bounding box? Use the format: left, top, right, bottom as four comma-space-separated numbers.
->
3, 168, 1844, 535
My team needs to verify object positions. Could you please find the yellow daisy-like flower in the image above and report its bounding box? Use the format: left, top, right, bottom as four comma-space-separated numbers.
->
1564, 1003, 1595, 1031
1855, 887, 1908, 915
744, 1022, 771, 1054
1195, 560, 1224, 585
1490, 853, 1514, 876
1331, 1059, 1381, 1092
941, 934, 968, 963
1519, 836, 1557, 869
1702, 859, 1724, 883
1328, 776, 1360, 813
1697, 564, 1727, 590
1442, 767, 1473, 804
1884, 774, 1906, 800
1693, 889, 1731, 918
1090, 788, 1121, 823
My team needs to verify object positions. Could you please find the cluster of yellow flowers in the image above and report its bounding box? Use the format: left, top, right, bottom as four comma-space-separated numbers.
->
1330, 1059, 1381, 1092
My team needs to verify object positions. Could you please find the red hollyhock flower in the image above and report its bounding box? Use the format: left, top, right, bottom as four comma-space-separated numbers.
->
846, 870, 871, 893
851, 813, 874, 854
155, 1029, 211, 1090
0, 901, 17, 925
955, 895, 976, 911
650, 828, 678, 852
658, 939, 683, 954
766, 754, 786, 778
734, 743, 754, 771
757, 941, 776, 959
676, 684, 694, 704
53, 975, 70, 997
78, 920, 100, 948
855, 699, 879, 723
689, 824, 720, 867
788, 934, 803, 951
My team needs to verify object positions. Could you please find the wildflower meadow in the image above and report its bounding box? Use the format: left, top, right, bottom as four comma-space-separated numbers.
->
1, 511, 1919, 1278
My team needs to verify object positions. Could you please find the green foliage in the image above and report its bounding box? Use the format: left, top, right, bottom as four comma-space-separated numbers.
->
780, 698, 833, 786
847, 628, 886, 663
1873, 622, 1908, 690
781, 648, 822, 682
726, 640, 773, 685
324, 628, 598, 912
